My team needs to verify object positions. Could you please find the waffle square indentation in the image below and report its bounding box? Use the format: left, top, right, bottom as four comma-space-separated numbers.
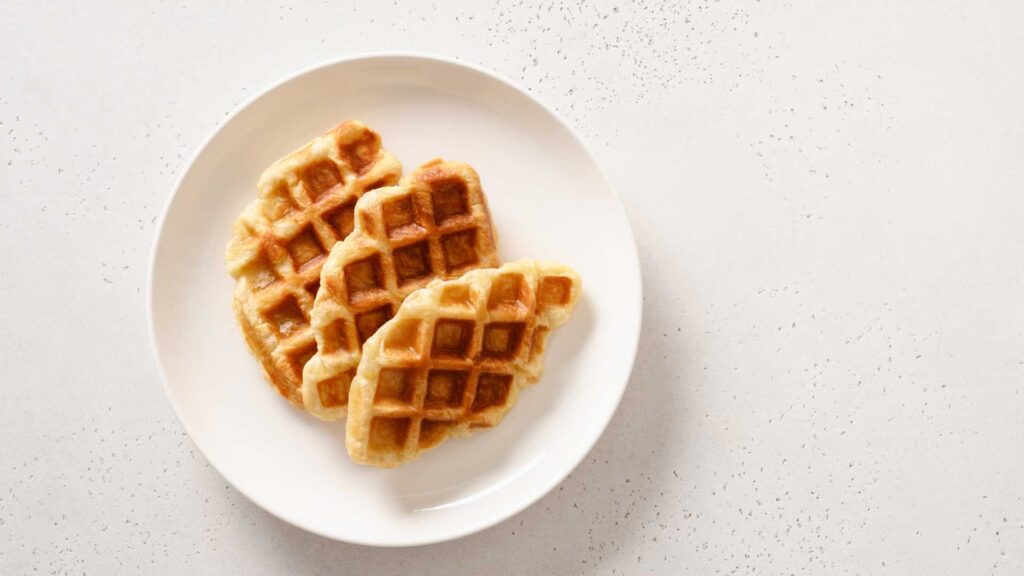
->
266, 295, 307, 337
393, 241, 432, 286
321, 200, 357, 240
287, 342, 318, 381
369, 417, 411, 451
338, 131, 378, 175
439, 283, 474, 309
430, 178, 469, 225
355, 304, 394, 345
382, 195, 425, 240
285, 226, 326, 271
538, 276, 573, 310
487, 273, 529, 312
440, 229, 478, 272
245, 250, 279, 291
374, 368, 416, 407
481, 322, 526, 360
302, 159, 342, 201
425, 370, 469, 409
321, 318, 353, 354
317, 371, 353, 408
383, 319, 424, 357
418, 420, 454, 449
431, 319, 475, 359
263, 183, 298, 220
472, 373, 512, 412
344, 253, 385, 304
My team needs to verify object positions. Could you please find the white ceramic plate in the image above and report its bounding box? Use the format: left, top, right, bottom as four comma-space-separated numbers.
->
148, 53, 641, 546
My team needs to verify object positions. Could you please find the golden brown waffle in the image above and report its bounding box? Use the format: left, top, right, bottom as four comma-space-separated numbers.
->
302, 159, 499, 420
225, 121, 402, 408
345, 260, 581, 467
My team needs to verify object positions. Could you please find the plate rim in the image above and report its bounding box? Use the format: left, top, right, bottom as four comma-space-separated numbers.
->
146, 51, 644, 546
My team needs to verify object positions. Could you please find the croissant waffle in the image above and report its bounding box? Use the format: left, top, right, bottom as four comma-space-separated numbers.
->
302, 159, 499, 420
225, 121, 402, 407
345, 260, 581, 467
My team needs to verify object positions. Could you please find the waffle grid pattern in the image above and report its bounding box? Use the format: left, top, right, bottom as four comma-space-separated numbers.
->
226, 121, 402, 407
302, 159, 499, 419
346, 260, 581, 467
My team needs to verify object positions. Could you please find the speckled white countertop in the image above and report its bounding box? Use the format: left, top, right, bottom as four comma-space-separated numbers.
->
3, 1, 1023, 573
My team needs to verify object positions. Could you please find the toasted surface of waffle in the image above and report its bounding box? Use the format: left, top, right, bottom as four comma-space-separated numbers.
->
225, 121, 402, 407
345, 260, 581, 467
302, 159, 499, 420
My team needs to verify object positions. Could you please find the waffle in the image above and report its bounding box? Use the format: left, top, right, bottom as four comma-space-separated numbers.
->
301, 159, 500, 420
345, 260, 581, 467
225, 121, 402, 408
